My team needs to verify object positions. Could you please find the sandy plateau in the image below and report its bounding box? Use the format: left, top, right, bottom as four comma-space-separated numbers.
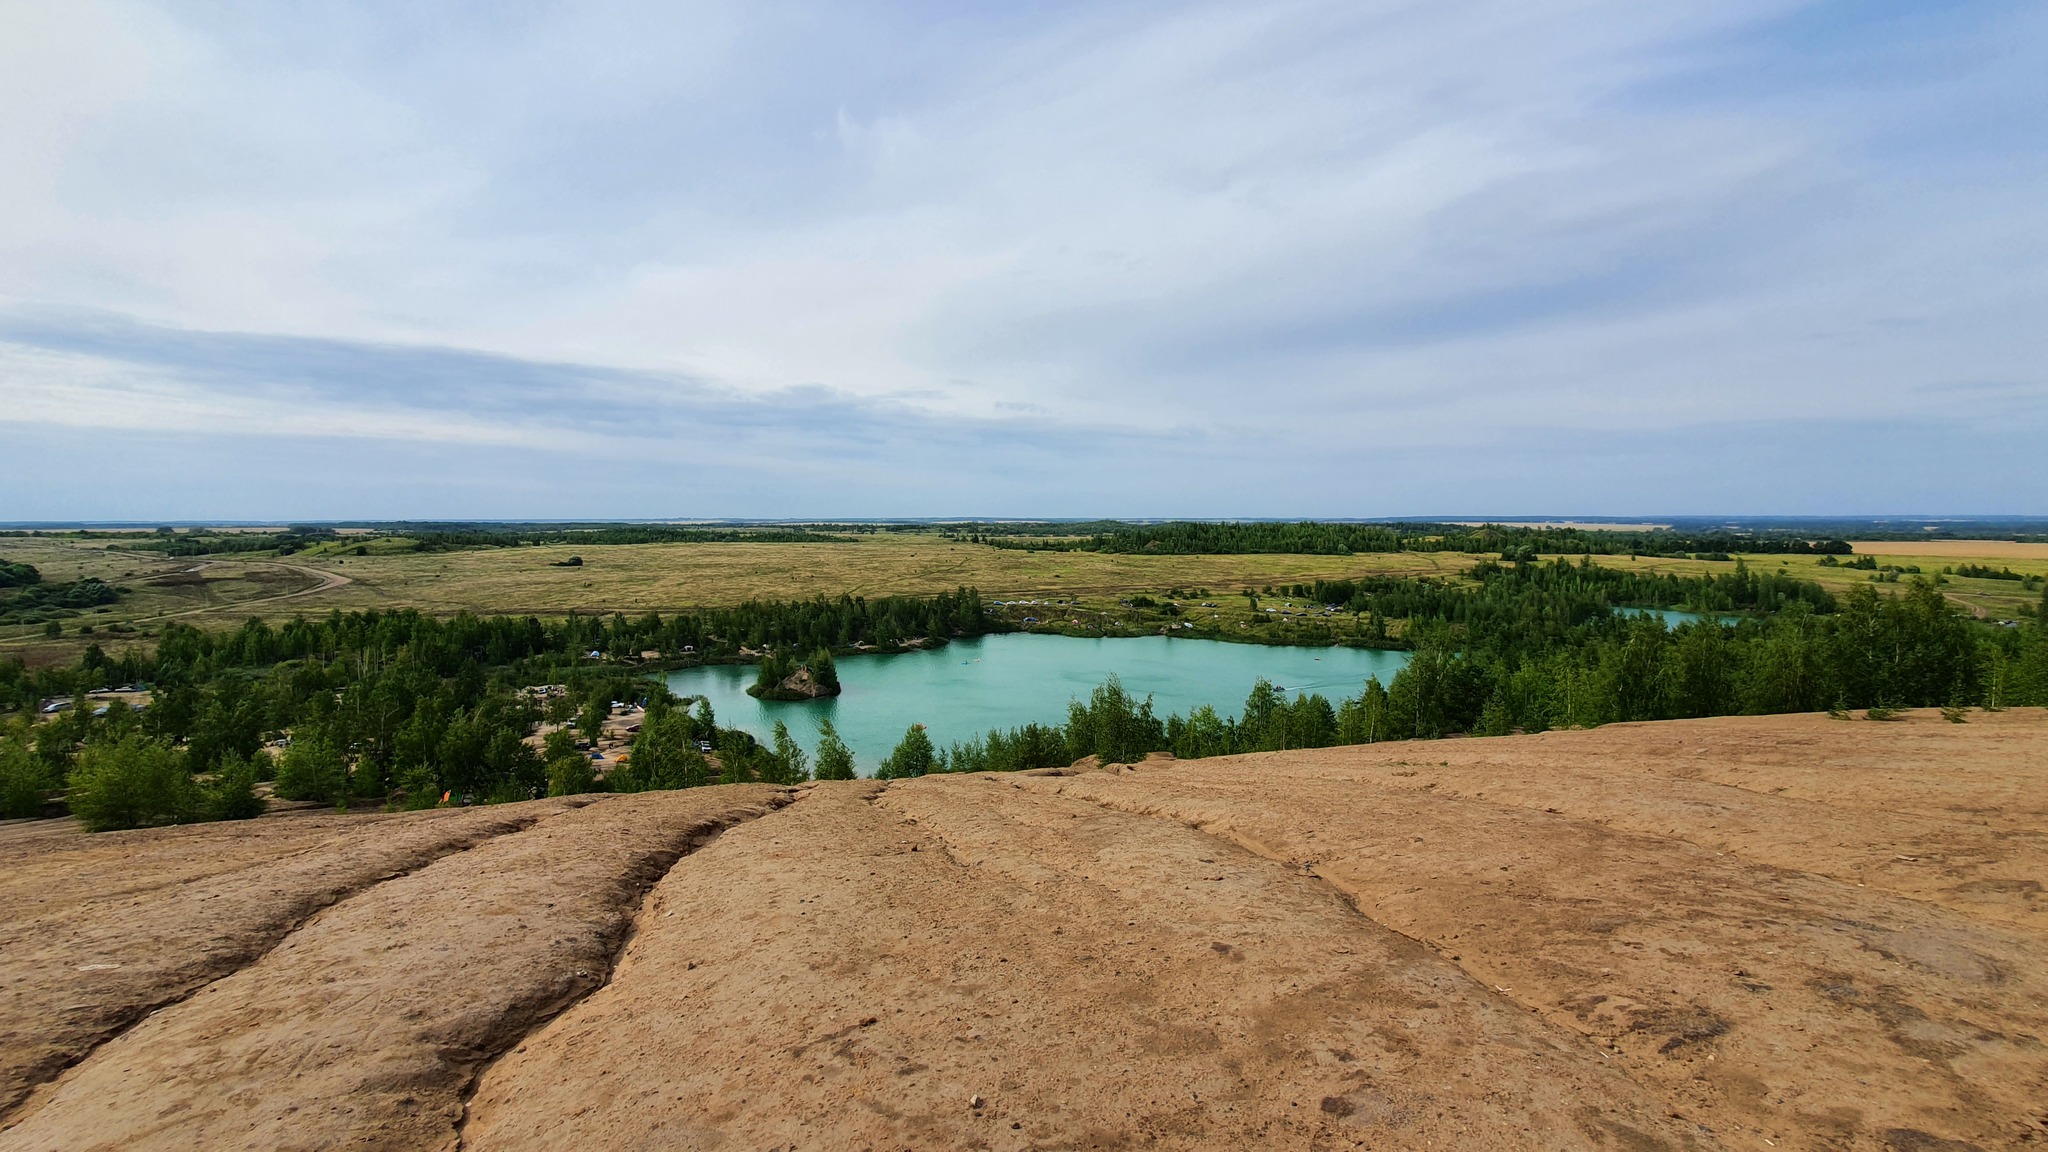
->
0, 711, 2042, 1151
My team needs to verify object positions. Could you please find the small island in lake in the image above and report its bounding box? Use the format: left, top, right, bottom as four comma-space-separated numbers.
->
748, 647, 842, 700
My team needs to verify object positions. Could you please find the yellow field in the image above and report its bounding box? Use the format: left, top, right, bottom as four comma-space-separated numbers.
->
1848, 539, 2048, 559
0, 534, 1481, 661
3, 532, 2042, 666
1586, 549, 2046, 619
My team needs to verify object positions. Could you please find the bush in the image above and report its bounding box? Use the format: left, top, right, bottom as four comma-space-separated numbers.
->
68, 737, 196, 831
397, 764, 444, 810
202, 752, 268, 821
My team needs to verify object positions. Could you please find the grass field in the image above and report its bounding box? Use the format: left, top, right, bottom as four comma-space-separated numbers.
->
4, 531, 2044, 666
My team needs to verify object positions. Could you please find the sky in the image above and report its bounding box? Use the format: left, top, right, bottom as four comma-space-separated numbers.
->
1, 0, 2043, 520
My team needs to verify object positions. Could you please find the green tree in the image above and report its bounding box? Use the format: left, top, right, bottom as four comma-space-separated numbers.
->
1236, 679, 1287, 751
813, 719, 857, 780
543, 725, 580, 762
578, 696, 610, 745
809, 648, 840, 692
68, 736, 196, 831
1335, 678, 1390, 744
717, 730, 761, 784
547, 753, 600, 796
1062, 675, 1164, 764
1, 734, 51, 819
878, 723, 936, 779
1167, 704, 1235, 759
613, 711, 707, 792
750, 650, 794, 696
767, 720, 810, 784
275, 734, 348, 805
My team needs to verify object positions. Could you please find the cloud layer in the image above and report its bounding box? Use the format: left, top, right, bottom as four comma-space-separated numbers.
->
1, 0, 2043, 517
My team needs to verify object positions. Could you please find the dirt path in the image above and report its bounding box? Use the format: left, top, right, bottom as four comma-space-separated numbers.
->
0, 787, 792, 1152
462, 780, 1706, 1150
147, 561, 354, 623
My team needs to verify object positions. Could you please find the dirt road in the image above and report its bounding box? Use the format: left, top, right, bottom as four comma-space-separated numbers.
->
0, 711, 2041, 1150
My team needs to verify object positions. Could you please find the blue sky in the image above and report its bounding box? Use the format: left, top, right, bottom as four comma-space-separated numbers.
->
0, 0, 2042, 519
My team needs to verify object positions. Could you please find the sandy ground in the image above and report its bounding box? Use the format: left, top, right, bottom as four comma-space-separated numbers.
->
0, 801, 574, 1117
0, 788, 790, 1151
0, 711, 2042, 1151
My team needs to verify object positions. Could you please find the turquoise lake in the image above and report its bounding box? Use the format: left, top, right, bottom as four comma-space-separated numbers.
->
664, 633, 1410, 772
1616, 607, 1739, 626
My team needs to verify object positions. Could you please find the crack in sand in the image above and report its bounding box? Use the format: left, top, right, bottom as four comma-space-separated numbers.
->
0, 808, 558, 1131
449, 789, 804, 1150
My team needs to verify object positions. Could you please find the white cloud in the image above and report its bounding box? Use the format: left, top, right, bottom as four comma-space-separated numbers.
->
0, 0, 2042, 515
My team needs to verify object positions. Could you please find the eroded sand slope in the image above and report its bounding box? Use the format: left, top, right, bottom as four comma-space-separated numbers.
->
0, 710, 2041, 1151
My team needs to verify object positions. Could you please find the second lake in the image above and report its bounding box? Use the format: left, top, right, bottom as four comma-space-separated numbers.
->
664, 633, 1411, 772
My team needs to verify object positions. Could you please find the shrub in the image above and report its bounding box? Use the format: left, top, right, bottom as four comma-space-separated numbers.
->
202, 752, 268, 821
69, 737, 196, 831
397, 764, 444, 810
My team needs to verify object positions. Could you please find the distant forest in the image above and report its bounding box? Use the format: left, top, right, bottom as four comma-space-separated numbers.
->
978, 520, 1854, 558
10, 515, 2043, 559
74, 524, 852, 558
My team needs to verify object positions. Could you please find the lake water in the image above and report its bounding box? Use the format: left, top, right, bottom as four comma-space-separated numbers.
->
1616, 607, 1738, 627
664, 633, 1410, 772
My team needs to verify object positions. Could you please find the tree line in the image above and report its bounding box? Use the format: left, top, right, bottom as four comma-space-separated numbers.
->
7, 566, 2045, 829
0, 589, 995, 827
867, 566, 2048, 774
406, 525, 853, 551
0, 556, 122, 626
982, 520, 1852, 558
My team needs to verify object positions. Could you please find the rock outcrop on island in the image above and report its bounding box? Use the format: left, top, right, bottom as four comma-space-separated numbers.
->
746, 647, 841, 700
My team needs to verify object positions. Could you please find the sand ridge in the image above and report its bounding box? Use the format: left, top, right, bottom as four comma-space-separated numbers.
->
0, 788, 793, 1151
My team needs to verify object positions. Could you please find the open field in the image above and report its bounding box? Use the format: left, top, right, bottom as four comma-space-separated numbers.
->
0, 534, 1487, 661
1850, 540, 2048, 560
0, 710, 2042, 1150
5, 533, 2044, 665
